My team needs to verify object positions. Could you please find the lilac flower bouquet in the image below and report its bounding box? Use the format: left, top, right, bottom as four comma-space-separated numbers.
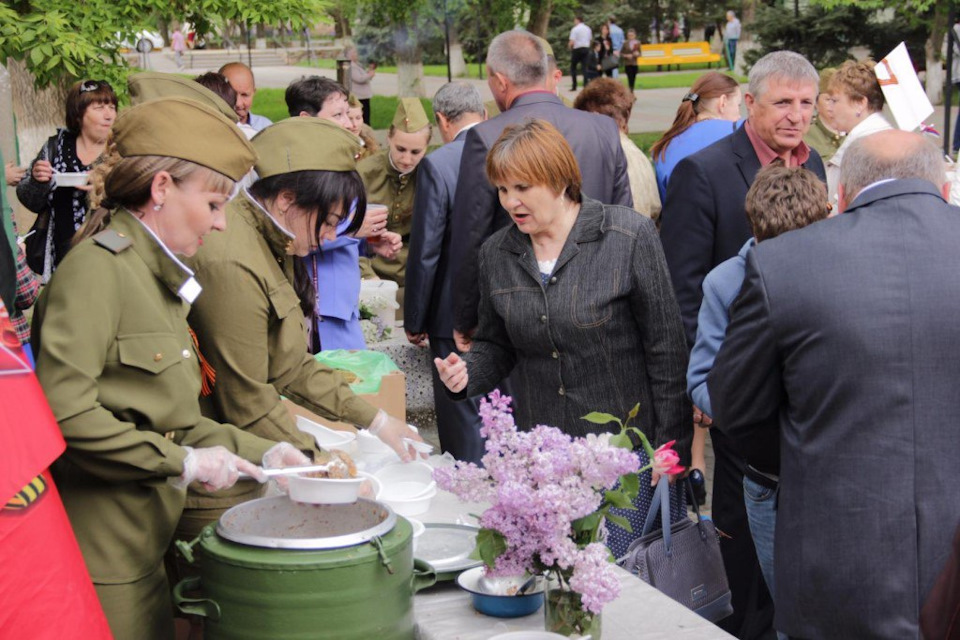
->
434, 391, 681, 621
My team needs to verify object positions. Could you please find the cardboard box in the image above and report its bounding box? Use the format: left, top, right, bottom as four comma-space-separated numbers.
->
283, 370, 406, 432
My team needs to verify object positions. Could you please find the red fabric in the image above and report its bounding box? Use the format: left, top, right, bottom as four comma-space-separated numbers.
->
0, 473, 112, 639
744, 119, 812, 168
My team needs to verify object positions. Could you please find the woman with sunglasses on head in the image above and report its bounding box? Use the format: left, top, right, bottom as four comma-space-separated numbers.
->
180, 118, 424, 540
31, 97, 302, 640
17, 80, 117, 280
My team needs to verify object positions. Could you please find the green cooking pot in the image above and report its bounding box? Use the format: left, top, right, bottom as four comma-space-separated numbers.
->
173, 497, 435, 640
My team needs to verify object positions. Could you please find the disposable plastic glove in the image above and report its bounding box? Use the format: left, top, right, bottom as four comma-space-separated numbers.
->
261, 442, 312, 492
171, 446, 266, 492
368, 410, 426, 463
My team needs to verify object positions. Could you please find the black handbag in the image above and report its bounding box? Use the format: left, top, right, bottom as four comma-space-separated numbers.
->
17, 136, 57, 274
601, 54, 619, 71
617, 478, 733, 622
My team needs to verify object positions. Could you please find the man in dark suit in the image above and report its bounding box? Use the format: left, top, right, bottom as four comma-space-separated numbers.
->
710, 130, 958, 638
449, 29, 632, 350
404, 82, 487, 463
660, 50, 825, 639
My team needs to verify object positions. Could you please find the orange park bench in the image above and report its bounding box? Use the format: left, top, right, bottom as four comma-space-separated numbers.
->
637, 42, 722, 70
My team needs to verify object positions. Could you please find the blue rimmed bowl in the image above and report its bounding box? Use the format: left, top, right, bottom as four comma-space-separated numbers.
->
456, 567, 544, 618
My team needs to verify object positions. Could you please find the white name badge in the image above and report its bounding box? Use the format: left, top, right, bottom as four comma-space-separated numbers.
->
178, 277, 203, 304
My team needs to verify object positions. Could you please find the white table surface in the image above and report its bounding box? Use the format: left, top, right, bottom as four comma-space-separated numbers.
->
412, 487, 734, 640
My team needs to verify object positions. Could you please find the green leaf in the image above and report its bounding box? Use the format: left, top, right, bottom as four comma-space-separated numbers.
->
603, 489, 633, 509
475, 528, 507, 569
609, 431, 632, 450
630, 427, 657, 460
581, 412, 622, 427
572, 511, 602, 534
627, 403, 639, 420
620, 473, 640, 500
606, 513, 632, 532
30, 47, 43, 66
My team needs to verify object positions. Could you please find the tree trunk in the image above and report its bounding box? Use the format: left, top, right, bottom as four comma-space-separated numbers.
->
9, 60, 65, 166
526, 0, 554, 38
394, 21, 425, 97
329, 4, 353, 40
925, 0, 951, 105
8, 60, 66, 228
449, 22, 467, 78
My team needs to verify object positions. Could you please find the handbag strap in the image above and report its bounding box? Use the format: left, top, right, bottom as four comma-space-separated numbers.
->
641, 480, 674, 554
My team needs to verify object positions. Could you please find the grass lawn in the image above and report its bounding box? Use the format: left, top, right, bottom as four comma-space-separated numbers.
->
628, 132, 664, 155
252, 91, 437, 130
297, 58, 745, 90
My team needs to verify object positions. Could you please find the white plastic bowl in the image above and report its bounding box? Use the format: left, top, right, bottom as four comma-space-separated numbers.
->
375, 461, 437, 500
356, 428, 395, 456
54, 172, 88, 188
407, 517, 426, 553
380, 484, 437, 516
287, 474, 366, 504
296, 415, 357, 453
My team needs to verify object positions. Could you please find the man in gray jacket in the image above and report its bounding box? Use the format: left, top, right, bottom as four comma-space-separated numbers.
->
710, 130, 959, 638
448, 29, 632, 350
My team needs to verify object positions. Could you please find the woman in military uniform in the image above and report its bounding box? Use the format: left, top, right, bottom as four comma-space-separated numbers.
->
31, 98, 306, 640
357, 98, 432, 314
181, 118, 424, 538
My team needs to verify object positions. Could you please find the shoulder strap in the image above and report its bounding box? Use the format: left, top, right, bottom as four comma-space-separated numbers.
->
92, 229, 133, 254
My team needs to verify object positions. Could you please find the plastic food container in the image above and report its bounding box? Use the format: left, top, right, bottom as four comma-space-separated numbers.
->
456, 567, 545, 618
375, 462, 436, 499
288, 474, 366, 505
296, 415, 358, 453
407, 517, 426, 553
54, 172, 89, 188
380, 485, 436, 517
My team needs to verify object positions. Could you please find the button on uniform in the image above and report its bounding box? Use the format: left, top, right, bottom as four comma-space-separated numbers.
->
558, 386, 565, 396
540, 315, 547, 323
154, 353, 163, 362
552, 351, 559, 359
182, 349, 191, 359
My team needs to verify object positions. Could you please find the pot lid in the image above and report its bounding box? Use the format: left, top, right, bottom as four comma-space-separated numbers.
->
217, 496, 397, 550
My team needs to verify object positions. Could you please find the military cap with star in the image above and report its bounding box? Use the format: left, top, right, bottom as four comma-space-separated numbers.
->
251, 117, 361, 178
128, 71, 239, 123
391, 98, 430, 133
112, 97, 255, 181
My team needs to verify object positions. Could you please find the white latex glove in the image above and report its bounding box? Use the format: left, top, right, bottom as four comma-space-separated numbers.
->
171, 446, 265, 492
262, 442, 312, 492
368, 410, 425, 462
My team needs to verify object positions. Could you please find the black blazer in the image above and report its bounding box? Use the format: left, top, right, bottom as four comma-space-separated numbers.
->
709, 179, 960, 638
659, 125, 826, 346
449, 92, 633, 334
404, 129, 469, 338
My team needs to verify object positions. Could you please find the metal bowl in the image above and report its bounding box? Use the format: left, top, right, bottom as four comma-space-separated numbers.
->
216, 496, 397, 549
456, 567, 544, 618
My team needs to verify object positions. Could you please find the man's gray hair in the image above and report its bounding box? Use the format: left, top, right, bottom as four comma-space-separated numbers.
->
748, 50, 819, 97
486, 30, 547, 89
840, 133, 945, 199
432, 82, 484, 123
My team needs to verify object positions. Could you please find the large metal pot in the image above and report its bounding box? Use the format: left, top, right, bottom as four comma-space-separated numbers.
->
173, 497, 435, 639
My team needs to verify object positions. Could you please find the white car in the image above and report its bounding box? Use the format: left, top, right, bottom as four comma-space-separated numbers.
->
119, 31, 165, 53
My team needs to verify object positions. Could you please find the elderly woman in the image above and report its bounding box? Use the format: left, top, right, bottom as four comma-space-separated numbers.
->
573, 77, 661, 221
825, 59, 893, 200
31, 98, 302, 639
17, 79, 117, 279
435, 120, 691, 554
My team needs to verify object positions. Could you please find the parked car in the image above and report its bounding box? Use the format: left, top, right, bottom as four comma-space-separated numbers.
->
118, 31, 165, 53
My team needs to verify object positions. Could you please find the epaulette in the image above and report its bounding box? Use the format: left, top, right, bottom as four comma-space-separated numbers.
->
92, 229, 133, 254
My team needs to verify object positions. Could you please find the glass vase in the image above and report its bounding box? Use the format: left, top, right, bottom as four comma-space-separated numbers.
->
544, 578, 602, 639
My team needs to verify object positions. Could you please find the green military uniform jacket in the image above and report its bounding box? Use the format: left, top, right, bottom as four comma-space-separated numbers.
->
803, 116, 845, 164
32, 210, 273, 584
358, 149, 418, 286
185, 191, 379, 509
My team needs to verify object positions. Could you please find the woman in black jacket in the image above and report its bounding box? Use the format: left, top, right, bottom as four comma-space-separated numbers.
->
16, 80, 116, 279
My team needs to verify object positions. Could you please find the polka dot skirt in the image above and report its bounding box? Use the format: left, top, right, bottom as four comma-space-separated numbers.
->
605, 450, 688, 560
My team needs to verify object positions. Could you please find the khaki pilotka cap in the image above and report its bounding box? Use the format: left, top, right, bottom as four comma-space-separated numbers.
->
251, 117, 361, 178
392, 98, 430, 133
113, 97, 256, 181
128, 71, 239, 122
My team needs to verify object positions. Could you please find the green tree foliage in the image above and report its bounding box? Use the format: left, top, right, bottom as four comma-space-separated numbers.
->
745, 2, 931, 71
0, 0, 330, 93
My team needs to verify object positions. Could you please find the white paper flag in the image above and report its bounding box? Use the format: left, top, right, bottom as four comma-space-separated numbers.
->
876, 42, 934, 132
